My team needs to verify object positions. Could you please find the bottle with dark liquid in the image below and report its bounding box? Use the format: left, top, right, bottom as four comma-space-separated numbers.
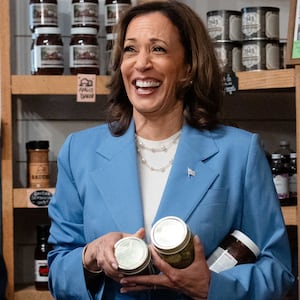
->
35, 224, 52, 290
288, 152, 297, 205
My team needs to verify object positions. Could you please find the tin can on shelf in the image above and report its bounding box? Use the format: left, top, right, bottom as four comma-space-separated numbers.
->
242, 39, 280, 71
151, 216, 194, 269
213, 41, 242, 73
114, 237, 155, 275
207, 10, 242, 41
207, 230, 260, 273
241, 7, 280, 40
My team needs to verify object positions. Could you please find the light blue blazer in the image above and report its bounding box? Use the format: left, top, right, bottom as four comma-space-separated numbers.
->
48, 121, 294, 299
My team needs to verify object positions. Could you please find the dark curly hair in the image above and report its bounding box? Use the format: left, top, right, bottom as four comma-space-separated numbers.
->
106, 0, 223, 136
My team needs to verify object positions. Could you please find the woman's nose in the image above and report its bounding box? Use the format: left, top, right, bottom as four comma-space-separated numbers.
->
135, 50, 152, 71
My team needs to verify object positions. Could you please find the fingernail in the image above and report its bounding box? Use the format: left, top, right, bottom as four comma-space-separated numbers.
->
120, 279, 127, 284
112, 263, 118, 270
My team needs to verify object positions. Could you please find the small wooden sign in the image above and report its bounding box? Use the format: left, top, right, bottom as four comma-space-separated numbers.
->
77, 74, 96, 102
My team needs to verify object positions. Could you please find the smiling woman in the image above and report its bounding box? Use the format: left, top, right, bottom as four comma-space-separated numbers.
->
47, 1, 294, 300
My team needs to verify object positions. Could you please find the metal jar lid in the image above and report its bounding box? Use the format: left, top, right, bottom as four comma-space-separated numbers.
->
114, 237, 150, 272
151, 216, 189, 252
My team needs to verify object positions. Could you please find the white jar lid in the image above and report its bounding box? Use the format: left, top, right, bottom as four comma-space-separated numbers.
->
151, 216, 187, 250
71, 27, 98, 35
35, 27, 61, 35
231, 230, 260, 257
114, 237, 149, 271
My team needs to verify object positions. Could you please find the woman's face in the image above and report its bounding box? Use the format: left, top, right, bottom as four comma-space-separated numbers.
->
120, 12, 189, 119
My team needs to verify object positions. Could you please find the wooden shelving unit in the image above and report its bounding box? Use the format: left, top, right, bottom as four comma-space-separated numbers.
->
1, 0, 299, 299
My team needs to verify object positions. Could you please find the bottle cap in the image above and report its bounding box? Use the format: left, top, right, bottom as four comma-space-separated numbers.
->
71, 27, 98, 35
271, 153, 281, 159
35, 27, 61, 35
231, 230, 260, 257
26, 141, 49, 150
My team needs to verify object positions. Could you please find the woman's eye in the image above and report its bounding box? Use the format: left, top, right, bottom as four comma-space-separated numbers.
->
153, 46, 166, 53
123, 46, 135, 53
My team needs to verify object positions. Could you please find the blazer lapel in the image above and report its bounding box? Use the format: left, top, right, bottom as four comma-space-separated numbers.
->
91, 122, 144, 233
155, 125, 219, 223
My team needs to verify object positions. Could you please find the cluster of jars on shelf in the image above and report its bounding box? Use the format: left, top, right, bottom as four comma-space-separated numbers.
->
207, 7, 286, 73
29, 0, 132, 75
269, 140, 297, 206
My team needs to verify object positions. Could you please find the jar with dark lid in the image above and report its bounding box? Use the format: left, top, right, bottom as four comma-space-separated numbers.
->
105, 0, 132, 35
26, 140, 50, 188
35, 224, 52, 290
31, 27, 64, 75
71, 0, 99, 31
151, 216, 194, 269
29, 0, 58, 33
114, 237, 156, 275
207, 230, 260, 273
69, 27, 100, 75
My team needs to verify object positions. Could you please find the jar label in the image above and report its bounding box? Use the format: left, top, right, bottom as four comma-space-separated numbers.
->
242, 12, 261, 37
273, 174, 289, 199
289, 174, 297, 197
29, 162, 50, 188
29, 4, 58, 28
71, 3, 99, 26
69, 45, 99, 68
105, 4, 131, 26
33, 45, 64, 69
35, 259, 49, 282
207, 247, 238, 273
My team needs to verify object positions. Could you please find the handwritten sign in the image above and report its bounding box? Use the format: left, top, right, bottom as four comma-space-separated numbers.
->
77, 74, 96, 102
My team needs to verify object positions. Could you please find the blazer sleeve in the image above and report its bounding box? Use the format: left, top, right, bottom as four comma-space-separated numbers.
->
207, 134, 295, 300
47, 134, 104, 299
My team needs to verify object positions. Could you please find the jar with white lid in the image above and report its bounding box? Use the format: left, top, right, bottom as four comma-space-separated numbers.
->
114, 237, 155, 275
207, 230, 260, 273
151, 216, 194, 269
31, 27, 64, 75
69, 27, 100, 75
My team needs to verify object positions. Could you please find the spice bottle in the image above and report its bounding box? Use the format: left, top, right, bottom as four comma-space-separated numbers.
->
114, 237, 155, 275
35, 224, 52, 290
26, 141, 50, 188
29, 0, 58, 33
151, 216, 194, 269
71, 0, 99, 31
271, 153, 289, 205
275, 140, 294, 169
69, 27, 100, 75
31, 27, 64, 75
207, 230, 260, 273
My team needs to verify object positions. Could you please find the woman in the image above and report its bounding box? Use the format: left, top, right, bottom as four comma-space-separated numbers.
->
48, 1, 294, 299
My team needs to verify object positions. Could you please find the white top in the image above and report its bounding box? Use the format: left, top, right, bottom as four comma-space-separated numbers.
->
136, 131, 180, 241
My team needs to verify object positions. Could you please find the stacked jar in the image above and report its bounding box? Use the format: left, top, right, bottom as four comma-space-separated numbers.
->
104, 0, 132, 75
29, 0, 64, 75
206, 10, 243, 74
70, 0, 100, 74
241, 7, 280, 71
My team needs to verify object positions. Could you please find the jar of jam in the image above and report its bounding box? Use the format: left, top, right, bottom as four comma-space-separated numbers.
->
105, 0, 132, 35
151, 216, 194, 269
114, 237, 155, 275
31, 27, 64, 75
207, 230, 260, 273
26, 140, 50, 188
69, 27, 100, 75
71, 0, 99, 31
29, 0, 58, 33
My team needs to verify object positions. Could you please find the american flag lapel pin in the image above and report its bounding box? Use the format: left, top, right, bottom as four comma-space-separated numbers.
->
187, 168, 196, 178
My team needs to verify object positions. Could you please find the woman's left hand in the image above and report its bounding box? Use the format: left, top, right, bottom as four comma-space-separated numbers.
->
120, 235, 210, 300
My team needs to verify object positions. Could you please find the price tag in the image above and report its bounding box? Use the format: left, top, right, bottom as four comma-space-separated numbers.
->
224, 72, 238, 95
77, 74, 96, 102
26, 188, 55, 207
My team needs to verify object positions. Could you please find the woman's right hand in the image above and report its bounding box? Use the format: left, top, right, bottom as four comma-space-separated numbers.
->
82, 228, 145, 282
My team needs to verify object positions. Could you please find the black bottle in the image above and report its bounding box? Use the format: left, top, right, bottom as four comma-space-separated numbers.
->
34, 224, 52, 290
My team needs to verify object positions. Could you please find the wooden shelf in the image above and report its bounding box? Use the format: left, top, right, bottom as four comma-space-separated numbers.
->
15, 285, 53, 300
10, 69, 296, 96
236, 69, 295, 90
11, 75, 110, 95
282, 206, 297, 226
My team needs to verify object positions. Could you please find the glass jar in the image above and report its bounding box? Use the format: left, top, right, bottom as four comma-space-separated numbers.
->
71, 0, 99, 31
151, 216, 194, 269
26, 140, 50, 188
31, 27, 64, 75
29, 0, 58, 33
69, 27, 100, 75
207, 230, 260, 273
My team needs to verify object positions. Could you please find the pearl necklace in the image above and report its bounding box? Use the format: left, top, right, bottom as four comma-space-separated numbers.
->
136, 132, 181, 172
